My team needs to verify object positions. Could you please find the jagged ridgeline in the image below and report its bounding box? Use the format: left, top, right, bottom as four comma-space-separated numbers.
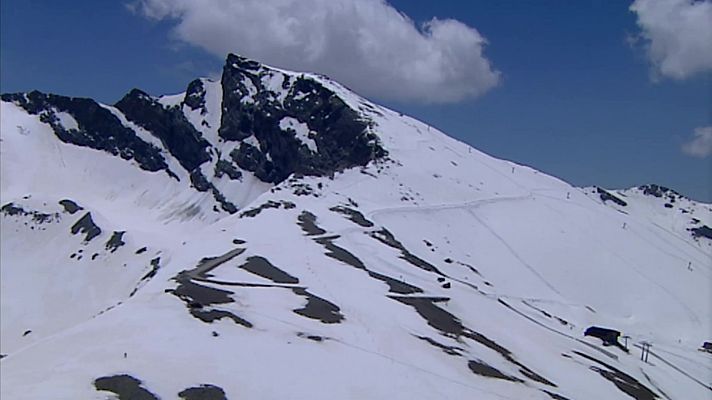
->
217, 55, 386, 182
1, 53, 387, 205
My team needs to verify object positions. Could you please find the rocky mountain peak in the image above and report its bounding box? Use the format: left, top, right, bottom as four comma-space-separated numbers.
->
217, 53, 387, 183
225, 53, 263, 72
1, 54, 388, 189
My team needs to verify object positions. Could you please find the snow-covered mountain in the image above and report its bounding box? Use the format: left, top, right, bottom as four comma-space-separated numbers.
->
1, 54, 710, 400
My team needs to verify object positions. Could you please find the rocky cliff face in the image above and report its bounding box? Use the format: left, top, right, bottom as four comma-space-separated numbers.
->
115, 88, 211, 172
2, 53, 387, 191
217, 54, 386, 183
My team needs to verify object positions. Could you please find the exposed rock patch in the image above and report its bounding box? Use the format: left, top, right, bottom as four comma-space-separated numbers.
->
105, 231, 126, 253
329, 205, 374, 227
238, 256, 299, 284
315, 234, 422, 294
2, 91, 170, 174
240, 200, 295, 218
189, 170, 238, 214
168, 249, 252, 327
58, 199, 82, 214
183, 79, 208, 114
292, 287, 344, 324
468, 359, 523, 383
115, 88, 211, 172
214, 159, 242, 180
94, 374, 159, 400
416, 335, 463, 356
596, 187, 627, 207
70, 212, 101, 242
218, 54, 387, 184
297, 332, 327, 342
689, 225, 712, 240
370, 228, 443, 275
179, 384, 227, 400
1, 203, 59, 224
297, 211, 327, 235
573, 351, 659, 400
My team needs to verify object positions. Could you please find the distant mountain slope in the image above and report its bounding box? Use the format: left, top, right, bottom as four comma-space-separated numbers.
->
1, 54, 710, 400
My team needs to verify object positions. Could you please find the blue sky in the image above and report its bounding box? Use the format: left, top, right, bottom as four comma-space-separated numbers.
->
1, 0, 710, 200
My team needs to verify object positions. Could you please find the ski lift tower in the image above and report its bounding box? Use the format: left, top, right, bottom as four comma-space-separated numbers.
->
640, 341, 651, 363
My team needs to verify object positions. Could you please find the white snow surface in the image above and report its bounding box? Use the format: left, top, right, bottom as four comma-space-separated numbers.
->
279, 116, 318, 152
54, 110, 79, 131
1, 60, 711, 400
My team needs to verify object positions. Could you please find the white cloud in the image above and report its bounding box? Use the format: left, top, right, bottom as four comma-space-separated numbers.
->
630, 0, 712, 80
129, 0, 500, 103
681, 126, 712, 157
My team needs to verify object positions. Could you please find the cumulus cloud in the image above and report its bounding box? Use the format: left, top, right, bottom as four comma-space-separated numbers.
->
681, 126, 712, 157
630, 0, 712, 80
129, 0, 500, 103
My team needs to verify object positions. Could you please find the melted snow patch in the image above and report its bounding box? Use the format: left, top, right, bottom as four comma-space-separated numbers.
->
279, 117, 317, 152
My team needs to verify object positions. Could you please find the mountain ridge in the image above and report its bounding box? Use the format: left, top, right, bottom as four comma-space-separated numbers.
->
1, 53, 710, 400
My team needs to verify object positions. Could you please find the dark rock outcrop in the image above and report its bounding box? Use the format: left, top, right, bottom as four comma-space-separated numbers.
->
94, 374, 159, 400
58, 199, 83, 214
1, 91, 169, 173
105, 231, 126, 253
115, 89, 211, 172
218, 54, 387, 184
639, 184, 686, 207
214, 159, 242, 180
689, 225, 712, 240
183, 79, 207, 113
230, 142, 274, 182
1, 203, 58, 224
595, 187, 627, 207
189, 170, 238, 214
70, 212, 101, 242
179, 384, 227, 400
639, 184, 680, 199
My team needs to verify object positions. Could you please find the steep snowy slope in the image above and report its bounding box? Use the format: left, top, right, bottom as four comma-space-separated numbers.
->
1, 54, 710, 400
584, 184, 712, 247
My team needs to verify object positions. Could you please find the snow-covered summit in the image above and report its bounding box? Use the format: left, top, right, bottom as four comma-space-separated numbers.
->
1, 54, 711, 400
1, 53, 389, 220
584, 184, 712, 246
